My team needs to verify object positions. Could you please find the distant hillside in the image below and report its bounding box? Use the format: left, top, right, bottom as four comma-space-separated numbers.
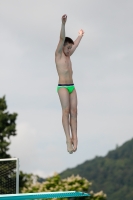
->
60, 138, 133, 200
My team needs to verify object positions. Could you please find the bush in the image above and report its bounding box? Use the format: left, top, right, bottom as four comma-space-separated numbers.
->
22, 173, 107, 200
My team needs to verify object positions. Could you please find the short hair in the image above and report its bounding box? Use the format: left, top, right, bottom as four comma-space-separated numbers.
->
64, 37, 74, 46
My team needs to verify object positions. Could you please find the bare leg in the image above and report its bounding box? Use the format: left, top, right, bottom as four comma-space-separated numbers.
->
58, 88, 74, 154
70, 89, 78, 152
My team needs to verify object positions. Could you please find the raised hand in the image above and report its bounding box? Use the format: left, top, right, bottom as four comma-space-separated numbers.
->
62, 14, 67, 24
78, 29, 84, 36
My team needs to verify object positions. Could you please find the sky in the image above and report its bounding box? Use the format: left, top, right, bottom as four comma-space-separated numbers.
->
0, 0, 133, 178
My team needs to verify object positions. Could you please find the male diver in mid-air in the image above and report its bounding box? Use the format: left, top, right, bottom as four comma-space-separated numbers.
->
55, 14, 84, 154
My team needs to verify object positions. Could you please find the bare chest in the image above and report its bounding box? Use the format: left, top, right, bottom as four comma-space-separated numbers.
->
64, 57, 72, 68
63, 59, 73, 75
55, 55, 73, 75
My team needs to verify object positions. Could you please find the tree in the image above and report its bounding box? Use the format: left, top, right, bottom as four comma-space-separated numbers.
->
0, 96, 17, 158
22, 173, 107, 200
0, 96, 18, 194
19, 171, 35, 192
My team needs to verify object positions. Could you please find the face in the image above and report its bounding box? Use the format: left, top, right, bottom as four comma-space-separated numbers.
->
63, 43, 73, 56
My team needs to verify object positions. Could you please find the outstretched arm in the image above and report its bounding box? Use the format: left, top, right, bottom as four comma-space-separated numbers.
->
55, 15, 67, 57
70, 29, 84, 56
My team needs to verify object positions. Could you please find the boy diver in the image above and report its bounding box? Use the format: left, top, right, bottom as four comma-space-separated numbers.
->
55, 14, 84, 154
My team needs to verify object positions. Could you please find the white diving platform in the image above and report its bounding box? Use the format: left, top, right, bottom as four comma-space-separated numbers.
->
0, 191, 90, 200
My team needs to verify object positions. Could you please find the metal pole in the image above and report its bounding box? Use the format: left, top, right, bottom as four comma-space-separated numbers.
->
16, 158, 19, 194
0, 158, 17, 161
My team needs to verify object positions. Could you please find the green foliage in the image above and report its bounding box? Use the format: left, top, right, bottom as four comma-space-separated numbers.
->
0, 96, 18, 194
0, 96, 39, 193
89, 191, 107, 200
22, 173, 90, 193
19, 171, 34, 193
0, 96, 17, 158
22, 173, 106, 200
60, 138, 133, 200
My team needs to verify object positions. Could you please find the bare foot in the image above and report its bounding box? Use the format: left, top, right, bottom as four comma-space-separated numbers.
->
72, 137, 78, 152
66, 140, 74, 154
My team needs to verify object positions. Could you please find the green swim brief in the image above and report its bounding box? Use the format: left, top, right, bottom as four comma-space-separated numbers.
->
57, 84, 75, 94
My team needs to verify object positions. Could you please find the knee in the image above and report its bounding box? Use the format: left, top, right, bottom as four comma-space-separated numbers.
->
62, 107, 70, 117
70, 108, 77, 117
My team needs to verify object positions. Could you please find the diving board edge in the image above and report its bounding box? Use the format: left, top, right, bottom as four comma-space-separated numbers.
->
0, 191, 90, 200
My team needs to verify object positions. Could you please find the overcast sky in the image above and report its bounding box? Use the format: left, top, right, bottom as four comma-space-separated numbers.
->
0, 0, 133, 178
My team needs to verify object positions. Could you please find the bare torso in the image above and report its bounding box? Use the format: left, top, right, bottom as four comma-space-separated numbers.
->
55, 53, 73, 84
